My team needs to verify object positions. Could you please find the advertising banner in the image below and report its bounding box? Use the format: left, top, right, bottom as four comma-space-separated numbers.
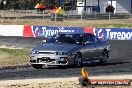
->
84, 27, 132, 40
94, 28, 132, 40
23, 26, 83, 38
23, 26, 132, 40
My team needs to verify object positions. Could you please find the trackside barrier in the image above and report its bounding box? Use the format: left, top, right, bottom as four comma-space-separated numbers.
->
84, 27, 132, 40
23, 26, 132, 40
0, 25, 24, 36
23, 26, 84, 38
0, 25, 132, 40
94, 28, 132, 40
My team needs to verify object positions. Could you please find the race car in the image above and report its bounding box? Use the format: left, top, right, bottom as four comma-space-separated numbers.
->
30, 32, 110, 69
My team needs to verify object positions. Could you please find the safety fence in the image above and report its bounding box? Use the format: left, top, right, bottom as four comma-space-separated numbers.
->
0, 10, 131, 21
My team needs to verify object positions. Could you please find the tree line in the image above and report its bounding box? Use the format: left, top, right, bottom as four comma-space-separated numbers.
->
0, 0, 73, 10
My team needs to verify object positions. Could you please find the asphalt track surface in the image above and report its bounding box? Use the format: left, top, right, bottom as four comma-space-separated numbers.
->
0, 37, 132, 80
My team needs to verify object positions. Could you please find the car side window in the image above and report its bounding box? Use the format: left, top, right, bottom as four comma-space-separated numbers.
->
84, 34, 94, 44
90, 34, 100, 44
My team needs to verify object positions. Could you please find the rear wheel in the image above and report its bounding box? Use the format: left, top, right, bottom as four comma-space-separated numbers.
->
100, 50, 108, 64
74, 54, 82, 67
32, 64, 43, 69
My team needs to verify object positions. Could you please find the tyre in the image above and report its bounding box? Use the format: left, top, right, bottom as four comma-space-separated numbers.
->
32, 64, 43, 69
74, 54, 82, 67
100, 50, 108, 64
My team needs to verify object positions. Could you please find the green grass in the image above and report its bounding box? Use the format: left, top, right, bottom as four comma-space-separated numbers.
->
0, 48, 30, 67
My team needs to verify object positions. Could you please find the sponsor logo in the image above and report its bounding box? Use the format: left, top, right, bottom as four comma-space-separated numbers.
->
106, 29, 132, 40
32, 26, 75, 37
95, 28, 132, 40
90, 80, 130, 85
95, 29, 104, 39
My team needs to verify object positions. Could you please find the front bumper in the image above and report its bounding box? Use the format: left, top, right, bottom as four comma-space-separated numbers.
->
30, 54, 73, 66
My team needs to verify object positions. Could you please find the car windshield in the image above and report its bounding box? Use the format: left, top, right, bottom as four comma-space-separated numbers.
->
47, 33, 83, 45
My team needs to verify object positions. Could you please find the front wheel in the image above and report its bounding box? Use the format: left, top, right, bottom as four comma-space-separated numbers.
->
32, 64, 43, 69
100, 50, 108, 64
74, 54, 82, 67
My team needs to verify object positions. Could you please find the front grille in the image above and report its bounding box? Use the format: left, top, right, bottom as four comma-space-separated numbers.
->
58, 61, 67, 64
37, 57, 55, 63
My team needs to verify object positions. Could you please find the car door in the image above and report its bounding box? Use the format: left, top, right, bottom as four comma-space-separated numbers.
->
80, 34, 97, 59
91, 35, 104, 57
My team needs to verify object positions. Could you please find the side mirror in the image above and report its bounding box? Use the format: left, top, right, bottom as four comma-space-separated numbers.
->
84, 41, 91, 45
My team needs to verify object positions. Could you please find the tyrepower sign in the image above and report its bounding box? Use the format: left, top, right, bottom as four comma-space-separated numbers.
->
23, 26, 83, 38
95, 28, 132, 40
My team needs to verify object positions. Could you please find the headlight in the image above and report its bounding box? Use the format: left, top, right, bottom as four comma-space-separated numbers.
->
31, 50, 39, 54
56, 52, 72, 55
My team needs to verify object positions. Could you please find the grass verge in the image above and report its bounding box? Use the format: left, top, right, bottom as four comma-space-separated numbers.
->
0, 18, 132, 28
0, 48, 29, 67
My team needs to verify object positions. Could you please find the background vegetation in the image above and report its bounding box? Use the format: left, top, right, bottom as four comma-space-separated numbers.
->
0, 0, 70, 10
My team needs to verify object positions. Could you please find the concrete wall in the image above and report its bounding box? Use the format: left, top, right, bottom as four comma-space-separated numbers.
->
0, 25, 24, 36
